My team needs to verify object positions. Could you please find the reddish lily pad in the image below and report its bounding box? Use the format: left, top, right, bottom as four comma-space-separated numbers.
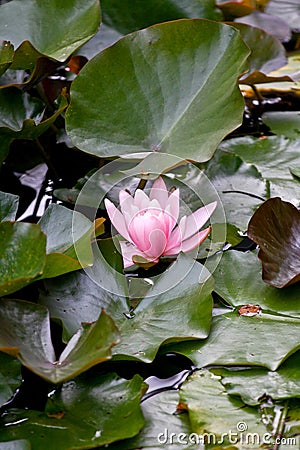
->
247, 197, 300, 288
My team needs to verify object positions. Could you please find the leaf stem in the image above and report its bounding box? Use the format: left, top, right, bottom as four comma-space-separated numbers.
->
273, 402, 289, 450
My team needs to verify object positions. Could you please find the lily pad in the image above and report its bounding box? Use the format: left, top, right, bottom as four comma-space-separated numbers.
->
0, 299, 119, 383
0, 222, 46, 297
0, 353, 21, 408
0, 190, 19, 221
180, 370, 280, 449
164, 310, 300, 371
219, 135, 300, 205
230, 22, 288, 85
0, 374, 145, 449
40, 253, 214, 362
0, 40, 14, 77
220, 351, 300, 406
0, 0, 101, 64
213, 250, 300, 317
0, 89, 68, 165
66, 19, 249, 161
247, 197, 300, 288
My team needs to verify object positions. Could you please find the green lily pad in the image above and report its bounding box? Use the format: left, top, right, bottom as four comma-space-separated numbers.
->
262, 111, 300, 139
101, 0, 222, 35
0, 353, 21, 408
66, 19, 249, 161
0, 0, 101, 64
38, 204, 105, 278
247, 197, 300, 288
220, 351, 300, 406
230, 22, 288, 85
0, 222, 46, 297
179, 370, 280, 449
0, 89, 68, 165
219, 135, 300, 205
204, 149, 267, 230
0, 373, 145, 449
40, 253, 214, 362
116, 255, 214, 361
107, 389, 198, 450
0, 191, 19, 221
164, 310, 300, 370
213, 250, 300, 317
0, 299, 119, 383
0, 40, 14, 77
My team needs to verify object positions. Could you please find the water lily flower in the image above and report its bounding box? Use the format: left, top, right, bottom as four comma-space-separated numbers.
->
104, 177, 217, 268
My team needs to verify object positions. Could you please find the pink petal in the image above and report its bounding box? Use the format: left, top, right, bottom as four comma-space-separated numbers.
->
104, 198, 131, 242
164, 226, 211, 256
149, 177, 169, 208
144, 228, 167, 259
182, 201, 217, 241
165, 188, 180, 228
164, 217, 185, 254
133, 189, 150, 209
119, 241, 151, 268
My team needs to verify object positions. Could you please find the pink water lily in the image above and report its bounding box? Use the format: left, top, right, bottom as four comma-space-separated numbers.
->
104, 177, 217, 268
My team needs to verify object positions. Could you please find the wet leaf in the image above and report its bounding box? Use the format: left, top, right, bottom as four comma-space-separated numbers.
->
262, 111, 300, 139
216, 0, 256, 18
0, 89, 68, 165
230, 22, 288, 84
219, 135, 300, 205
0, 353, 21, 408
107, 389, 197, 450
101, 0, 222, 36
247, 197, 300, 288
213, 250, 300, 317
179, 370, 269, 448
0, 374, 145, 449
235, 10, 291, 43
66, 19, 249, 161
0, 299, 119, 383
0, 191, 19, 221
0, 40, 14, 77
0, 222, 46, 297
221, 351, 300, 406
0, 0, 101, 64
164, 310, 300, 370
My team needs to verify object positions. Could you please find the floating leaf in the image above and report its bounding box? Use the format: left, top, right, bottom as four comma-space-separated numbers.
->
66, 19, 249, 161
0, 374, 145, 449
247, 197, 300, 288
262, 111, 300, 139
230, 22, 288, 85
40, 253, 213, 362
219, 135, 300, 205
0, 0, 101, 64
0, 191, 19, 221
101, 0, 222, 36
0, 353, 21, 408
213, 250, 300, 317
107, 389, 196, 450
0, 222, 46, 297
221, 351, 300, 406
0, 89, 68, 165
179, 370, 269, 448
0, 40, 14, 77
164, 310, 300, 370
0, 299, 119, 383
